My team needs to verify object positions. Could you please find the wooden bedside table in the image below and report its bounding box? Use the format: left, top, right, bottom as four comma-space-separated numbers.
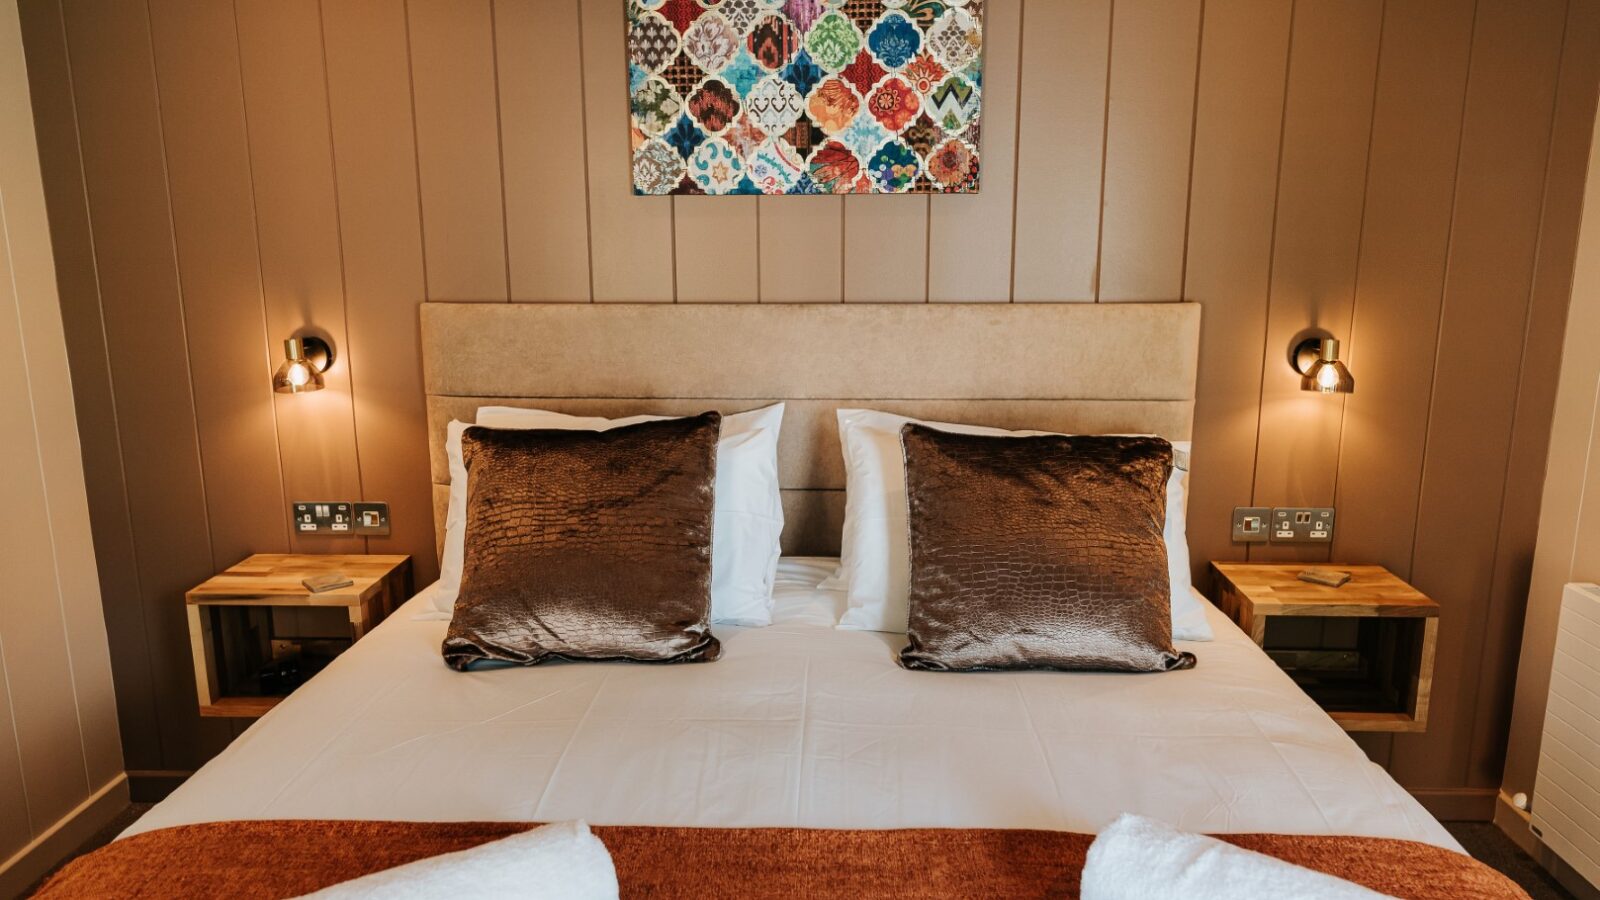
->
1210, 562, 1439, 733
186, 554, 411, 718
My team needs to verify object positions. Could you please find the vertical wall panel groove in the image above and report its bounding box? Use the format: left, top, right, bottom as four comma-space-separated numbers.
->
323, 0, 437, 585
0, 121, 90, 833
13, 0, 138, 784
488, 0, 511, 297
1174, 0, 1205, 302
762, 199, 843, 302
147, 0, 287, 572
1332, 0, 1474, 576
579, 0, 672, 301
17, 0, 163, 773
406, 0, 509, 301
6, 0, 131, 855
1012, 0, 1109, 302
496, 0, 591, 302
10, 0, 126, 789
1329, 0, 1476, 774
1469, 0, 1600, 793
843, 195, 925, 301
572, 0, 596, 301
1099, 0, 1204, 301
58, 0, 229, 770
235, 0, 367, 558
1495, 0, 1600, 799
0, 638, 29, 850
678, 197, 759, 302
1468, 1, 1600, 792
1248, 0, 1383, 564
148, 2, 221, 588
1181, 0, 1291, 585
928, 0, 1021, 302
1391, 0, 1567, 790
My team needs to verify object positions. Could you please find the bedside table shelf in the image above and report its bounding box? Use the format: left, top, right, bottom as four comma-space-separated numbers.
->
199, 696, 283, 719
1211, 563, 1439, 734
186, 554, 411, 718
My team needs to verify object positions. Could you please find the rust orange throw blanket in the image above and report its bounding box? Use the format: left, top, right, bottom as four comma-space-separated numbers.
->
35, 820, 1526, 899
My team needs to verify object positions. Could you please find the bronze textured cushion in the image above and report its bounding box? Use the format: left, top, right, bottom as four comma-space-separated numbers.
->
899, 425, 1196, 673
442, 413, 723, 669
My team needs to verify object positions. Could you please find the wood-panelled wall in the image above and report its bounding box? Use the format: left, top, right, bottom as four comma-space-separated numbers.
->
1502, 87, 1600, 811
18, 0, 1600, 813
0, 1, 125, 889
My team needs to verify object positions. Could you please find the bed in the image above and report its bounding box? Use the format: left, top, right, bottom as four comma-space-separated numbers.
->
126, 558, 1451, 846
43, 303, 1508, 897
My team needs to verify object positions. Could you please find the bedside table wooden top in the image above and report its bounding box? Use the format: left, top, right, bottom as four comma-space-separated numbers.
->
1210, 563, 1438, 618
185, 553, 410, 608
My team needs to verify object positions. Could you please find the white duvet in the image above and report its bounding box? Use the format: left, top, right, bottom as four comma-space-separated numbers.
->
126, 559, 1456, 850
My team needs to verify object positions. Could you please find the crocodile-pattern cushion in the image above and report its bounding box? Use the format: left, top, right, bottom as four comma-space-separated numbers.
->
899, 424, 1196, 673
442, 413, 723, 669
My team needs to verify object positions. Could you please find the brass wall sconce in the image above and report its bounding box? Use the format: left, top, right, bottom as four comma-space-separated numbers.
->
1291, 335, 1354, 394
272, 336, 333, 394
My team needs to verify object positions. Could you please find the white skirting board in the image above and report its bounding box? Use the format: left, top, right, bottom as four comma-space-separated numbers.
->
0, 773, 128, 898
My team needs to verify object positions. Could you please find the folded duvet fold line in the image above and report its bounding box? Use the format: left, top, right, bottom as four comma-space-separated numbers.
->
1081, 814, 1392, 900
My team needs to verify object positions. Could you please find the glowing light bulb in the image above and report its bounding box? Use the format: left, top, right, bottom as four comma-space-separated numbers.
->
1298, 337, 1354, 394
1316, 362, 1342, 392
272, 338, 327, 394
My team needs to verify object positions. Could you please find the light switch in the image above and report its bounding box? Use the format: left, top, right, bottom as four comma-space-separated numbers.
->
353, 501, 390, 536
1232, 506, 1271, 543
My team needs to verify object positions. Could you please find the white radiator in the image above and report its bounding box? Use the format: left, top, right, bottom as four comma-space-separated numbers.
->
1531, 582, 1600, 889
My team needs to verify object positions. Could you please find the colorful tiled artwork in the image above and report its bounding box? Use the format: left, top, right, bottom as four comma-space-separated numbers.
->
628, 0, 985, 195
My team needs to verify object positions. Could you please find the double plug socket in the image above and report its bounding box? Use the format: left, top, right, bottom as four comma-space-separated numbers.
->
1232, 506, 1335, 544
292, 501, 390, 536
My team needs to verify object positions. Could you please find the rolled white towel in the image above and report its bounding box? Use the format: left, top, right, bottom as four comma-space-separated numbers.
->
1082, 814, 1393, 900
297, 820, 618, 899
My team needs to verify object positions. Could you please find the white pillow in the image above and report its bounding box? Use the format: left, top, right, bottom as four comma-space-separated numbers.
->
830, 409, 1212, 641
426, 404, 785, 626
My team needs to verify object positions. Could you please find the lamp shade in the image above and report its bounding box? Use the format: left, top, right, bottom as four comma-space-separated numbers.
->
1301, 338, 1354, 394
272, 337, 325, 394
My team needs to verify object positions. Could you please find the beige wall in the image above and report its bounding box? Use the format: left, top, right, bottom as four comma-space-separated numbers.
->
0, 0, 126, 893
1502, 75, 1600, 811
14, 0, 1600, 817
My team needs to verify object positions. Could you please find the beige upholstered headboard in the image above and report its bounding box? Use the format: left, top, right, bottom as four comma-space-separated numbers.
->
422, 302, 1201, 557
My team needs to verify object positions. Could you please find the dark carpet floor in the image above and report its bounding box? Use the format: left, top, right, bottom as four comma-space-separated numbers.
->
1445, 822, 1575, 899
26, 807, 1575, 898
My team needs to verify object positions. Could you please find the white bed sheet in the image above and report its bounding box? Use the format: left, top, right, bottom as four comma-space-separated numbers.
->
127, 559, 1456, 850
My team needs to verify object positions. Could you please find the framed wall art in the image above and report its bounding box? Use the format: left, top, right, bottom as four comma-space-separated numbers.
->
628, 1, 985, 196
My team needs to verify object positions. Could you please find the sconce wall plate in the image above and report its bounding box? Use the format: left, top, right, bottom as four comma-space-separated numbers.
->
1291, 337, 1326, 377
298, 336, 334, 373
